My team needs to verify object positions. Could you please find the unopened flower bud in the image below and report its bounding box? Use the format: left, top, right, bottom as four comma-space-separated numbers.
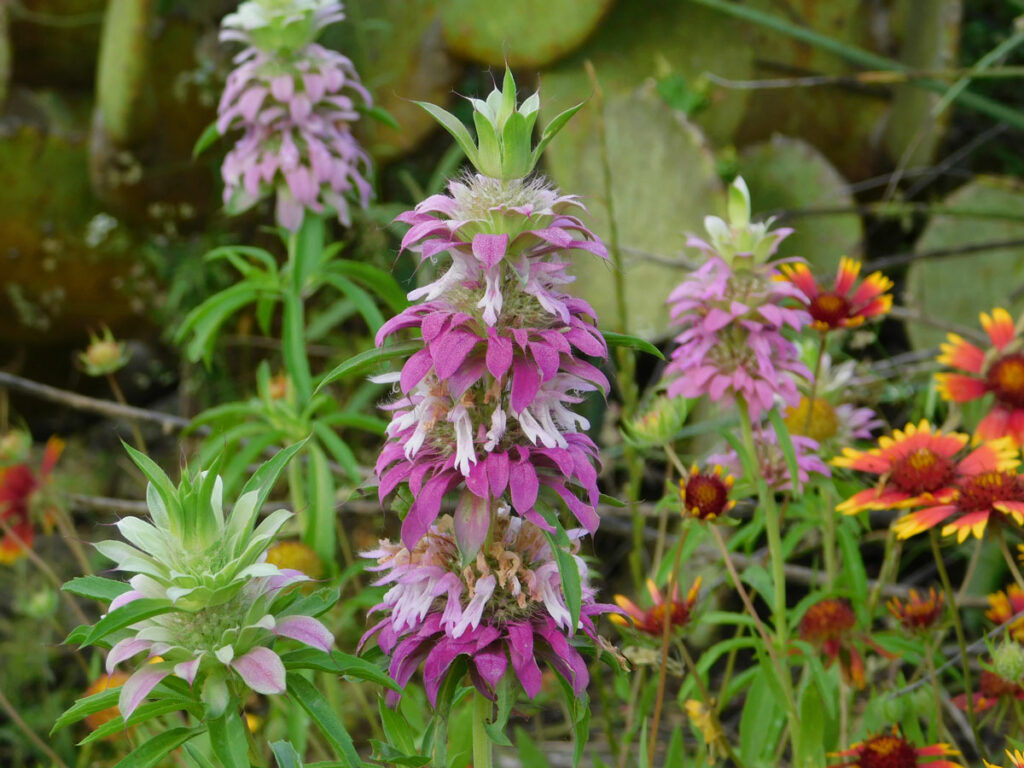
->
79, 327, 130, 377
993, 640, 1024, 684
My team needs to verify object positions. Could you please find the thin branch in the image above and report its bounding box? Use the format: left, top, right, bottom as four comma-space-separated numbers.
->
0, 371, 191, 433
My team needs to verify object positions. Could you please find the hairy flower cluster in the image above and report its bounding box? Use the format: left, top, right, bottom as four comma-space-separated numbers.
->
361, 512, 610, 703
218, 0, 371, 229
98, 452, 332, 718
376, 175, 608, 550
665, 177, 810, 418
366, 71, 613, 708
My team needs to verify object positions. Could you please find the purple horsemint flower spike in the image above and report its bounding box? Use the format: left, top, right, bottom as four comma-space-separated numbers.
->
217, 0, 371, 230
360, 511, 618, 705
665, 176, 811, 419
374, 70, 610, 549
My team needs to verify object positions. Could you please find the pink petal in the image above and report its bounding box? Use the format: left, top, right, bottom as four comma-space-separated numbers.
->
119, 664, 171, 719
106, 637, 151, 674
230, 647, 286, 695
273, 616, 335, 652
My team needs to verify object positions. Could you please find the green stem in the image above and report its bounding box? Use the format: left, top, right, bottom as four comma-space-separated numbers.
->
472, 691, 493, 768
998, 527, 1024, 591
929, 530, 985, 760
736, 398, 800, 762
923, 637, 945, 740
648, 524, 689, 767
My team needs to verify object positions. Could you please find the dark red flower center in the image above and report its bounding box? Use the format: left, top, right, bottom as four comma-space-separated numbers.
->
684, 474, 730, 519
980, 669, 1022, 698
808, 291, 851, 327
890, 448, 954, 495
856, 733, 918, 768
957, 470, 1023, 513
639, 600, 690, 636
987, 353, 1024, 409
799, 598, 856, 644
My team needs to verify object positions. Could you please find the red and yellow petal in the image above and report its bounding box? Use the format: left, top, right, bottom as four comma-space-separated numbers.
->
832, 446, 891, 473
834, 256, 862, 295
935, 373, 987, 403
892, 505, 958, 539
941, 510, 993, 543
848, 270, 892, 306
938, 333, 985, 373
779, 262, 820, 299
959, 436, 1019, 475
855, 294, 893, 320
981, 307, 1017, 351
40, 436, 65, 477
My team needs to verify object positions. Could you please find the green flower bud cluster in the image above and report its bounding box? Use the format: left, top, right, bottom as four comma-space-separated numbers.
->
418, 68, 582, 181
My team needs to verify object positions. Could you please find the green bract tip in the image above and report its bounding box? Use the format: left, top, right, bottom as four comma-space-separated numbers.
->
416, 68, 583, 181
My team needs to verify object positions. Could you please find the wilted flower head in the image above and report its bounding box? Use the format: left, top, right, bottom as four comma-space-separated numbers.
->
0, 436, 63, 565
217, 0, 371, 229
681, 465, 735, 521
799, 597, 892, 689
361, 510, 614, 705
936, 307, 1024, 447
79, 326, 131, 377
610, 577, 701, 636
887, 587, 944, 633
708, 424, 828, 492
784, 353, 882, 449
96, 446, 333, 718
780, 256, 893, 333
987, 583, 1024, 642
828, 726, 961, 768
665, 176, 810, 419
685, 698, 729, 763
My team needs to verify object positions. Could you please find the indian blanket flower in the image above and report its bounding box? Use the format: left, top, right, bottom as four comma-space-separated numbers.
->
828, 726, 961, 768
681, 465, 735, 521
887, 587, 944, 633
360, 511, 614, 705
936, 307, 1024, 446
798, 597, 891, 689
610, 577, 701, 636
665, 176, 810, 419
987, 583, 1024, 642
217, 0, 371, 229
375, 70, 608, 550
95, 447, 333, 718
708, 424, 829, 492
779, 256, 893, 333
0, 435, 63, 565
833, 421, 1024, 540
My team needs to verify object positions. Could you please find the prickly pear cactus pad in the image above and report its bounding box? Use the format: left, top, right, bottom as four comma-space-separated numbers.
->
440, 0, 614, 68
545, 86, 724, 340
906, 176, 1024, 351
